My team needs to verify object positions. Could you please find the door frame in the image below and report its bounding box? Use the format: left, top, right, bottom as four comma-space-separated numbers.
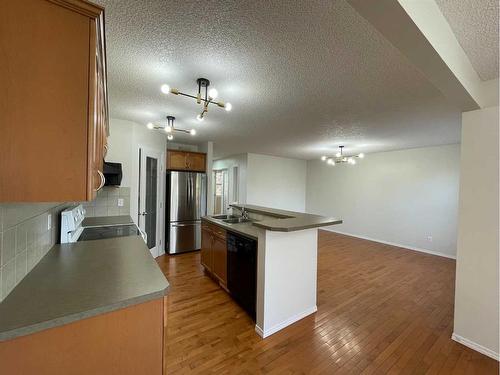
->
212, 168, 229, 215
137, 145, 165, 258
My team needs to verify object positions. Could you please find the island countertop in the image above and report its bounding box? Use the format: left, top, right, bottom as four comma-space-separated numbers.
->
0, 236, 169, 341
231, 204, 342, 232
202, 216, 261, 239
203, 204, 342, 235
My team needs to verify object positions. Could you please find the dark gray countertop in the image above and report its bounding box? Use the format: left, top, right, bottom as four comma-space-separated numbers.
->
0, 236, 169, 341
203, 204, 342, 237
231, 204, 342, 232
82, 215, 134, 228
202, 216, 261, 240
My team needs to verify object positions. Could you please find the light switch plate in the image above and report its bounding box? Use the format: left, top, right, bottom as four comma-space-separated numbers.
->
117, 198, 124, 207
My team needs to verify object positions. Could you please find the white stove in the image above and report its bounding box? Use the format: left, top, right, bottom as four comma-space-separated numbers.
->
60, 205, 146, 244
60, 205, 86, 243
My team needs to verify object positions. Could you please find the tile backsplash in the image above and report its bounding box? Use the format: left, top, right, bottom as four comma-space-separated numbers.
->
82, 186, 131, 217
0, 187, 130, 303
0, 203, 71, 302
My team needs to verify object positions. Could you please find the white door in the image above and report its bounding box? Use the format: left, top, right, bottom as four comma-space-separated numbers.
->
138, 147, 163, 257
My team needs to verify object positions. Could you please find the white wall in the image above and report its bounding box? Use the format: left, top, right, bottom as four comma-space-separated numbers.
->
453, 106, 499, 359
107, 118, 167, 251
167, 142, 199, 152
198, 142, 214, 215
213, 154, 248, 205
306, 144, 460, 258
213, 153, 307, 212
106, 120, 134, 188
246, 153, 307, 212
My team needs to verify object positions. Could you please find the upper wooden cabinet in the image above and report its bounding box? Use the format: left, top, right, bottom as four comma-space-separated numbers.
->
0, 0, 108, 202
167, 150, 206, 172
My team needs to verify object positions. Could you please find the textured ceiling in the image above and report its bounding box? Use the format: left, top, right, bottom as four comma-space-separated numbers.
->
96, 0, 461, 159
436, 0, 499, 81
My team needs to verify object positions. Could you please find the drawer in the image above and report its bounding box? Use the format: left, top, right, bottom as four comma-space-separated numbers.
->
213, 226, 226, 239
201, 221, 226, 239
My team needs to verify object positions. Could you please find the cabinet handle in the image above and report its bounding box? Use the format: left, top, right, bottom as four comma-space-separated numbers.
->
97, 170, 105, 191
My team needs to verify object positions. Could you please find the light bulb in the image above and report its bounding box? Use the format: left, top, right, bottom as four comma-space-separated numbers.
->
358, 153, 364, 158
225, 102, 232, 112
167, 134, 173, 141
165, 125, 172, 133
146, 122, 154, 129
321, 156, 327, 161
327, 159, 335, 166
160, 84, 170, 94
190, 129, 196, 136
208, 88, 218, 99
351, 159, 356, 165
335, 152, 341, 158
196, 114, 204, 122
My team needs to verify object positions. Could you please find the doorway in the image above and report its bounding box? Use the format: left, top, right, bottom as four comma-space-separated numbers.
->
138, 147, 164, 257
213, 169, 229, 215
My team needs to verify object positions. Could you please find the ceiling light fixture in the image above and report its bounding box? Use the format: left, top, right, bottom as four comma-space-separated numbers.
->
146, 116, 196, 141
321, 146, 365, 166
161, 78, 232, 120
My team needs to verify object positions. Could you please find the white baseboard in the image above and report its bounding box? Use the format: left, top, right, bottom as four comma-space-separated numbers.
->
321, 228, 456, 260
255, 306, 317, 339
452, 333, 499, 361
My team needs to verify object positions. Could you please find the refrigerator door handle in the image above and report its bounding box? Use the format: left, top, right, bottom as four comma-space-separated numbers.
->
171, 222, 199, 227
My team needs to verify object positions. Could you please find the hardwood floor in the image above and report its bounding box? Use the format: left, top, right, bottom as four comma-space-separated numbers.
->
156, 230, 498, 374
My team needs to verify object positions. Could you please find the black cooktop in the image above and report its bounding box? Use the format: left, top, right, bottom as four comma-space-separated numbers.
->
78, 224, 141, 242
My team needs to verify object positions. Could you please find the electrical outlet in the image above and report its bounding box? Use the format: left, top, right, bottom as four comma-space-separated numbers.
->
117, 198, 124, 207
427, 236, 433, 242
47, 214, 52, 230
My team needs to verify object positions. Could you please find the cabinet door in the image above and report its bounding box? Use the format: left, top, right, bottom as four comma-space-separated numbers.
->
87, 17, 107, 201
201, 228, 213, 271
212, 234, 227, 286
167, 151, 188, 171
187, 153, 206, 172
0, 0, 93, 201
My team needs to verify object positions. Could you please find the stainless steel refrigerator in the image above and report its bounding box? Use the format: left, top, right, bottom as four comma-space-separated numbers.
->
166, 171, 207, 254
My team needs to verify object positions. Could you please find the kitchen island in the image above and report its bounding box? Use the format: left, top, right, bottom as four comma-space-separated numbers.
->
202, 204, 342, 338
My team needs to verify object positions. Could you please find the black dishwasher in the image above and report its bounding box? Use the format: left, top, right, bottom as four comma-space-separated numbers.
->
227, 232, 257, 321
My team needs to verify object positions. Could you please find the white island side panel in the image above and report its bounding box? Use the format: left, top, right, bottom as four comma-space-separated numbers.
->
256, 228, 318, 338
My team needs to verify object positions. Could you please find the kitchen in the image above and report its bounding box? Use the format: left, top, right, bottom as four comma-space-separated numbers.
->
0, 0, 499, 374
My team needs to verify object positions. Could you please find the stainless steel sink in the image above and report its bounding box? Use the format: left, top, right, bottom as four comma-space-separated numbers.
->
222, 217, 253, 224
212, 214, 239, 220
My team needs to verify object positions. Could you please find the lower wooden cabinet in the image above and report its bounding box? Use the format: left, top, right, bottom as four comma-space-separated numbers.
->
201, 222, 227, 287
201, 227, 213, 272
212, 235, 227, 285
0, 298, 165, 375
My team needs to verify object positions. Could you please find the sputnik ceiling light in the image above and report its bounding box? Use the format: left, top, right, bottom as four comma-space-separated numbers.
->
160, 78, 232, 121
320, 146, 365, 166
146, 116, 196, 141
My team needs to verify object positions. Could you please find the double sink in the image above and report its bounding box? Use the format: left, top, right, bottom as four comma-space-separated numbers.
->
211, 214, 254, 224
